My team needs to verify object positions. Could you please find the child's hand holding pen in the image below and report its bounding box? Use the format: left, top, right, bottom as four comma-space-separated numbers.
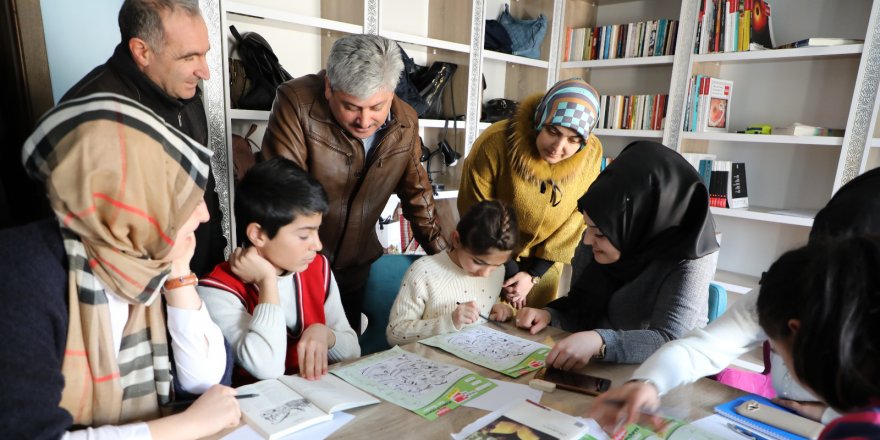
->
453, 300, 480, 328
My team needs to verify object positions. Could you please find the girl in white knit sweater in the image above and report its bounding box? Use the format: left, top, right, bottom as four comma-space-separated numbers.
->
386, 201, 519, 345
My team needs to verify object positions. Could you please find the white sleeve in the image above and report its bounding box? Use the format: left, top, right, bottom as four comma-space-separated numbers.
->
323, 273, 361, 362
165, 301, 227, 393
198, 285, 288, 380
64, 423, 151, 440
631, 290, 764, 395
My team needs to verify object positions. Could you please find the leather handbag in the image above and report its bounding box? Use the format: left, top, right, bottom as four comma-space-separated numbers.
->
229, 25, 293, 110
395, 45, 458, 118
482, 98, 518, 122
231, 124, 260, 183
498, 4, 547, 59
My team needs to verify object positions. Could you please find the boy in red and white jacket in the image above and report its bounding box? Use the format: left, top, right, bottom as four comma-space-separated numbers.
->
198, 157, 359, 385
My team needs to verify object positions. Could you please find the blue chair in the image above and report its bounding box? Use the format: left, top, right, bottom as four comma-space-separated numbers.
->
707, 282, 727, 323
358, 254, 421, 355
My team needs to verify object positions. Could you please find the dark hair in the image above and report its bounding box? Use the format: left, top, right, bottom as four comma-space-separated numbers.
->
456, 200, 519, 255
118, 0, 200, 51
757, 236, 880, 411
235, 157, 328, 246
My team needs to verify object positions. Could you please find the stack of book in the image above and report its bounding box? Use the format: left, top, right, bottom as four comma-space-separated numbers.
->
681, 154, 748, 209
563, 19, 678, 62
596, 94, 668, 131
693, 0, 774, 54
684, 75, 733, 133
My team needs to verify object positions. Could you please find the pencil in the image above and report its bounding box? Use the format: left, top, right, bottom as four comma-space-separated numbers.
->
162, 393, 259, 409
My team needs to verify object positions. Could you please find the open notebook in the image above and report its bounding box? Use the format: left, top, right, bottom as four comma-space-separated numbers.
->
236, 374, 379, 440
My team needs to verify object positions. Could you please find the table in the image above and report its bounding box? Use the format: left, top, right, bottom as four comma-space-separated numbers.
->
213, 321, 745, 439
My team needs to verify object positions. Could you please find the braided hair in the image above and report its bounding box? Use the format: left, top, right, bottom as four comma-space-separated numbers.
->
456, 200, 520, 255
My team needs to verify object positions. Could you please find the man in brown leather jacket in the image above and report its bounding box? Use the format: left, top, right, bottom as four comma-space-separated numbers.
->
261, 34, 448, 332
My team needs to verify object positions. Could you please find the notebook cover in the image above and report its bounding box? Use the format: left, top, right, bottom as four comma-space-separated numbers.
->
714, 395, 810, 440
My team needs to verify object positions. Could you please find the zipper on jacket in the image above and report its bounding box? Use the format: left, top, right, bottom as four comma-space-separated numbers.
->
330, 125, 398, 265
177, 112, 183, 128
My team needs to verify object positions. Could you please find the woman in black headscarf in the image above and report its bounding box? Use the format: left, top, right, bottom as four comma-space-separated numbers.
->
516, 140, 720, 369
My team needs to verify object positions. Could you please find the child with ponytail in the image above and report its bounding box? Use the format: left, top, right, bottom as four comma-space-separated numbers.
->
386, 200, 519, 345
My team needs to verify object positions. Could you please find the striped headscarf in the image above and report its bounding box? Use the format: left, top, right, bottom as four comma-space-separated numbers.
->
22, 93, 212, 425
533, 78, 600, 149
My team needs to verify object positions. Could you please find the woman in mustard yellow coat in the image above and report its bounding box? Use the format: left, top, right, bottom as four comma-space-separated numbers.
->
458, 78, 603, 308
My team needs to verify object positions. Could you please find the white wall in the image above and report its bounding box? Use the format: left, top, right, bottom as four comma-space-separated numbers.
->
41, 0, 123, 103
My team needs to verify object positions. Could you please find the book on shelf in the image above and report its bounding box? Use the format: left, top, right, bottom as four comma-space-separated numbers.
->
749, 0, 775, 50
773, 122, 844, 137
453, 399, 600, 440
715, 395, 825, 440
709, 161, 730, 208
685, 76, 733, 132
776, 37, 862, 49
703, 78, 733, 132
236, 373, 380, 440
562, 19, 678, 61
694, 0, 773, 53
728, 162, 749, 208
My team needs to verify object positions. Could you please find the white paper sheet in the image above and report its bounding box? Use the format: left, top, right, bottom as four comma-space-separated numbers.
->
222, 411, 355, 440
690, 414, 756, 440
462, 379, 543, 412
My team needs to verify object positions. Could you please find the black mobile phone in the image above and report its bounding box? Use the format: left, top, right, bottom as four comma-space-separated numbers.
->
535, 367, 612, 396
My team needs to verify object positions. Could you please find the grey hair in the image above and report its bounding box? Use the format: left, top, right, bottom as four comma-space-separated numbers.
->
326, 34, 403, 99
118, 0, 201, 53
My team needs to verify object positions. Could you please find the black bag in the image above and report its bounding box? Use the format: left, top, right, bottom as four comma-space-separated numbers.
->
484, 20, 513, 53
482, 98, 518, 122
229, 25, 293, 110
395, 45, 457, 119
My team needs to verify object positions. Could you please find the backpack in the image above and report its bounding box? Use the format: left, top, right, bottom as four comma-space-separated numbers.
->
229, 25, 293, 110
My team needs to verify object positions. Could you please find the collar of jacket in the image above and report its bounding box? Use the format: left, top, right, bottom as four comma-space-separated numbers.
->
108, 42, 201, 110
507, 94, 595, 187
309, 71, 417, 141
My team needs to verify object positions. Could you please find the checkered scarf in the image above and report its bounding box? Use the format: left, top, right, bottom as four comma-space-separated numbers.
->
533, 78, 600, 149
22, 93, 212, 425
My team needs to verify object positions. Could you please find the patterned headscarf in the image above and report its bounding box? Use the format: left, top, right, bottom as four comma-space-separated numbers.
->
22, 93, 212, 425
533, 77, 600, 148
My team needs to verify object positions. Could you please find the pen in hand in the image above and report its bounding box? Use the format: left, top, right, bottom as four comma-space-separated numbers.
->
162, 393, 260, 409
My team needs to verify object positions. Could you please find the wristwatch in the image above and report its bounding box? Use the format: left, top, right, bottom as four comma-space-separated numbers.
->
162, 273, 198, 292
530, 275, 541, 285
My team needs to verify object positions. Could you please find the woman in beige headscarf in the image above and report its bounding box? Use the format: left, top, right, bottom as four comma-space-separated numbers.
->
0, 93, 240, 439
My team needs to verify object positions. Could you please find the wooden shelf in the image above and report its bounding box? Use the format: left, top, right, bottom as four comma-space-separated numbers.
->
226, 2, 362, 34
229, 109, 270, 121
680, 131, 844, 146
594, 128, 663, 138
710, 206, 815, 227
692, 44, 863, 65
561, 55, 674, 69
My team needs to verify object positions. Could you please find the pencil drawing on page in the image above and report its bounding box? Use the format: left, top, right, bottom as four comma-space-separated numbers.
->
361, 352, 459, 395
261, 398, 311, 424
446, 326, 531, 362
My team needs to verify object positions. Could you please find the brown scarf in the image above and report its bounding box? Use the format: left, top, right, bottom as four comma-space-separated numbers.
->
22, 93, 212, 425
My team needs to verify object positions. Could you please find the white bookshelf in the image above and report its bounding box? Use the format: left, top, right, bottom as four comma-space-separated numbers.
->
561, 55, 675, 69
225, 1, 362, 34
709, 206, 815, 228
228, 109, 269, 121
593, 128, 664, 138
680, 132, 844, 147
674, 0, 879, 280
